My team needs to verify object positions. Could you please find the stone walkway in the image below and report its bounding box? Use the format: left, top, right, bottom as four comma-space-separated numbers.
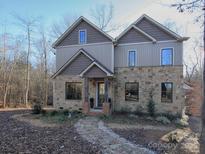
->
75, 117, 155, 154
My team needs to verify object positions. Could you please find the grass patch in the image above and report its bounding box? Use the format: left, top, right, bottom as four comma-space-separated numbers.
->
100, 114, 139, 125
39, 110, 85, 125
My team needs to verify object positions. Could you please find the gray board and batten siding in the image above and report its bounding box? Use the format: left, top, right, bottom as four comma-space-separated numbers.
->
57, 21, 111, 46
56, 43, 113, 71
114, 41, 183, 68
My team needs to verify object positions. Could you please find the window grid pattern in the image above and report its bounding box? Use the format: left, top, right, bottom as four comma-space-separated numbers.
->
125, 82, 139, 101
65, 82, 82, 100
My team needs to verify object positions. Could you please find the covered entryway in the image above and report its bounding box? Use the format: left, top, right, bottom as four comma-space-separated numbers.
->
80, 62, 113, 115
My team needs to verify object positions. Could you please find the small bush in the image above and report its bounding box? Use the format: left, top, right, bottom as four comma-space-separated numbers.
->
159, 112, 180, 121
63, 109, 70, 116
147, 99, 155, 117
41, 109, 47, 116
100, 115, 111, 121
49, 110, 58, 116
118, 106, 130, 114
134, 105, 144, 116
175, 118, 189, 127
156, 116, 171, 124
32, 104, 41, 114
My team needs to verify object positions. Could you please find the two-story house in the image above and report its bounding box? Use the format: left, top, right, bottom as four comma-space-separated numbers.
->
51, 14, 189, 115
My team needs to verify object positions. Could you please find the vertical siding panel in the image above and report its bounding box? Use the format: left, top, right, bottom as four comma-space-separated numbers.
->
56, 43, 113, 71
58, 21, 111, 46
115, 42, 183, 67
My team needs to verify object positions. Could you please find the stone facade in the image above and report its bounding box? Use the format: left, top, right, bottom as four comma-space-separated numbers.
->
53, 75, 114, 112
53, 75, 84, 111
53, 66, 184, 115
113, 66, 184, 115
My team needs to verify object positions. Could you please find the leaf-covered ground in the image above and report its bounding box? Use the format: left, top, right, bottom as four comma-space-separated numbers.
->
0, 110, 100, 154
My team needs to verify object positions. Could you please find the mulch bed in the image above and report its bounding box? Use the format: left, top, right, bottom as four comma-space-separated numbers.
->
0, 110, 101, 154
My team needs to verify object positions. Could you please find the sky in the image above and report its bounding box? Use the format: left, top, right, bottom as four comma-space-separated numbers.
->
0, 0, 202, 68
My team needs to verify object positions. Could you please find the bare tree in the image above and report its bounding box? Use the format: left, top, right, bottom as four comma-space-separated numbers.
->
171, 0, 205, 152
163, 19, 183, 34
51, 15, 78, 39
90, 3, 119, 32
35, 26, 51, 106
14, 15, 39, 107
184, 39, 203, 82
3, 40, 20, 107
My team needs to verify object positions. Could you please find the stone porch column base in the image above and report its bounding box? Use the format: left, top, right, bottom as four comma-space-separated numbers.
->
103, 102, 111, 115
83, 102, 90, 114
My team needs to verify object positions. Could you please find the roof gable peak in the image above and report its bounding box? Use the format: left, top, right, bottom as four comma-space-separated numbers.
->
52, 16, 114, 48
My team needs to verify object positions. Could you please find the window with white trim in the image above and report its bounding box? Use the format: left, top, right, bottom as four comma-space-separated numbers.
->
128, 50, 136, 67
161, 48, 173, 65
79, 30, 86, 44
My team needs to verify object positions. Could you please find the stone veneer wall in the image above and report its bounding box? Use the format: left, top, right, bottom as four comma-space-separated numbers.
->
53, 75, 84, 110
113, 66, 184, 115
53, 75, 114, 111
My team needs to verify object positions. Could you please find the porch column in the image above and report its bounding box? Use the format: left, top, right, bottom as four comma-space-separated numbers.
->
84, 77, 89, 102
104, 78, 109, 102
103, 77, 111, 115
83, 77, 89, 114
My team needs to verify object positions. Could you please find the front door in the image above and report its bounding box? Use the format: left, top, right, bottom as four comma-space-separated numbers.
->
97, 82, 104, 108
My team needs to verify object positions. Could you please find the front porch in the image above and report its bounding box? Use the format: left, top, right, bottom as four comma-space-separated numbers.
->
83, 77, 113, 115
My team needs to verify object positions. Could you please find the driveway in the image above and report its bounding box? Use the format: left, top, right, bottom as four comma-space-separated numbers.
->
0, 110, 100, 154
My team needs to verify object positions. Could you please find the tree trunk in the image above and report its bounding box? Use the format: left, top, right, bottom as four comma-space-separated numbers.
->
43, 34, 48, 107
2, 33, 6, 108
25, 27, 30, 108
200, 1, 205, 153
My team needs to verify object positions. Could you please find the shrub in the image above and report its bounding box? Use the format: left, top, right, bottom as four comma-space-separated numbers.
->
156, 116, 171, 124
147, 99, 155, 117
41, 109, 47, 116
134, 105, 144, 116
100, 114, 111, 121
118, 106, 130, 114
49, 110, 58, 116
175, 118, 189, 127
63, 109, 70, 116
32, 104, 41, 114
159, 112, 180, 121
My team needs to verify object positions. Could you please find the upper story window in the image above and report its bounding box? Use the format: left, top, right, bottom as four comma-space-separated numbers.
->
161, 48, 173, 65
79, 30, 87, 44
128, 50, 136, 67
161, 82, 173, 103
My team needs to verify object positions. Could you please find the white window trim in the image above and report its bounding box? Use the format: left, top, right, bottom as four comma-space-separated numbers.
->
160, 47, 174, 66
78, 29, 87, 44
127, 50, 137, 67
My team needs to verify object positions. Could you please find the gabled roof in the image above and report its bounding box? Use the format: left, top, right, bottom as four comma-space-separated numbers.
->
80, 61, 113, 77
116, 14, 189, 43
116, 25, 157, 43
51, 48, 113, 79
133, 14, 189, 41
52, 16, 114, 48
51, 49, 94, 79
